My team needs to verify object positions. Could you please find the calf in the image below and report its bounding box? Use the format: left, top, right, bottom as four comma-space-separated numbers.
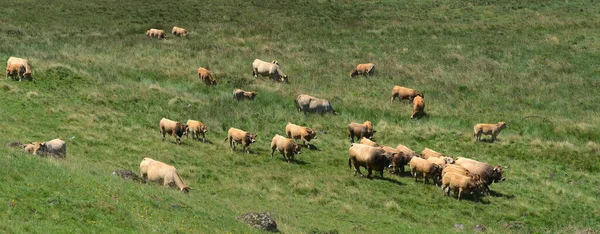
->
474, 122, 507, 142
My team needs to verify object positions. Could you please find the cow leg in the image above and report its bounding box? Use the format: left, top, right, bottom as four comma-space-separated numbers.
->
424, 173, 428, 184
379, 169, 384, 178
367, 168, 373, 178
245, 145, 250, 154
201, 132, 206, 143
492, 134, 497, 142
161, 129, 166, 141
354, 164, 364, 177
458, 188, 463, 201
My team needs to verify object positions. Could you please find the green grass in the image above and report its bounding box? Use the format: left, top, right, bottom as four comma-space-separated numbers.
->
1, 0, 599, 233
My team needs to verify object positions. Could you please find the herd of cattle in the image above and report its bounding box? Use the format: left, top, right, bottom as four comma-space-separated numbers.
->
5, 26, 510, 201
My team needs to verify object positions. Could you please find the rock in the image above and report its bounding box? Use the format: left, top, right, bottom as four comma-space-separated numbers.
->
238, 212, 278, 232
112, 169, 143, 183
454, 223, 465, 231
473, 224, 486, 232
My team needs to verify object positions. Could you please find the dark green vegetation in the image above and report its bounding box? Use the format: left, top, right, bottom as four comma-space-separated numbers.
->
1, 0, 599, 233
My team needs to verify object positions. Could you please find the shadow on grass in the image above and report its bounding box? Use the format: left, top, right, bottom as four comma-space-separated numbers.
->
476, 138, 500, 144
306, 144, 320, 151
489, 190, 515, 199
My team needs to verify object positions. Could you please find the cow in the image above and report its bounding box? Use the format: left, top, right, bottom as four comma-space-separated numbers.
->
421, 148, 444, 159
454, 157, 505, 193
31, 138, 67, 158
285, 122, 317, 148
348, 120, 375, 143
441, 172, 484, 201
270, 134, 302, 163
348, 143, 393, 178
233, 89, 257, 100
172, 26, 187, 37
427, 156, 455, 168
409, 157, 442, 184
396, 144, 419, 158
474, 122, 507, 142
139, 157, 190, 193
22, 142, 40, 154
198, 67, 216, 85
186, 120, 207, 142
442, 164, 471, 177
225, 127, 257, 154
146, 28, 167, 39
252, 59, 288, 82
378, 145, 411, 174
6, 57, 32, 81
295, 94, 336, 115
359, 137, 379, 147
391, 86, 424, 103
349, 63, 375, 77
159, 118, 187, 144
411, 96, 425, 119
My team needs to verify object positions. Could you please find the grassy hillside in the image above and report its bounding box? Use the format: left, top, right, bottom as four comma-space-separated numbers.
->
1, 0, 599, 233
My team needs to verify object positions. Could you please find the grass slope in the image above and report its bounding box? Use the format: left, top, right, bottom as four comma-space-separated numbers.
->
1, 0, 599, 233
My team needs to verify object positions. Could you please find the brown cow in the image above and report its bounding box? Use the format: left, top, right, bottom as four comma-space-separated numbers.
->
348, 143, 393, 178
441, 172, 484, 200
391, 86, 423, 103
186, 120, 207, 142
348, 120, 376, 143
270, 134, 302, 163
411, 96, 425, 119
349, 63, 375, 77
474, 122, 507, 142
198, 67, 216, 85
159, 118, 187, 144
225, 127, 257, 153
409, 157, 442, 184
233, 88, 257, 100
139, 157, 190, 193
285, 122, 317, 148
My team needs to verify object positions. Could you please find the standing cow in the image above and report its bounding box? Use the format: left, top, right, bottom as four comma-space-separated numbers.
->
411, 96, 425, 119
172, 26, 187, 37
140, 157, 190, 193
454, 157, 505, 193
252, 59, 288, 82
159, 118, 187, 144
295, 94, 336, 115
285, 122, 317, 148
6, 57, 33, 81
270, 134, 302, 163
473, 122, 507, 142
391, 86, 423, 103
348, 120, 376, 143
225, 127, 257, 154
349, 63, 375, 77
348, 143, 394, 178
186, 120, 207, 142
198, 67, 216, 85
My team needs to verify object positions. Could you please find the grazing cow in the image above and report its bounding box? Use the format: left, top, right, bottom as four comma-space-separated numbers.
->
454, 157, 505, 193
359, 137, 379, 147
285, 122, 317, 148
421, 148, 444, 159
139, 157, 189, 193
224, 127, 257, 154
146, 28, 167, 39
159, 118, 187, 144
252, 59, 288, 82
295, 94, 336, 115
233, 88, 257, 100
409, 157, 442, 184
6, 57, 32, 81
186, 120, 207, 142
441, 172, 484, 200
391, 86, 424, 103
172, 26, 187, 37
348, 120, 375, 143
349, 63, 375, 77
270, 134, 302, 163
348, 143, 393, 178
197, 67, 216, 85
411, 96, 425, 119
474, 122, 507, 142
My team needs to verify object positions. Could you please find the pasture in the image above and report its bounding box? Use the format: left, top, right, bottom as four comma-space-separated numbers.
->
1, 0, 599, 233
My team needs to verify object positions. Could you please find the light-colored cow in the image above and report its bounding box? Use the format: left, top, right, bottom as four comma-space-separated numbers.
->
139, 157, 190, 193
252, 59, 288, 82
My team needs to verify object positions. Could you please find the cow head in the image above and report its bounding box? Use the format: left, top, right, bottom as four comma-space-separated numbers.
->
271, 60, 279, 65
416, 91, 424, 99
201, 124, 208, 133
246, 133, 257, 144
181, 186, 190, 194
498, 122, 507, 130
248, 92, 257, 100
293, 143, 302, 155
350, 69, 358, 77
442, 156, 455, 164
493, 165, 505, 183
33, 142, 46, 156
306, 128, 317, 139
179, 124, 188, 136
279, 75, 289, 83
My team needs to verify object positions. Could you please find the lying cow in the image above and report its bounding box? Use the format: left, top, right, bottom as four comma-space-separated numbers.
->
172, 26, 187, 37
348, 120, 375, 143
359, 137, 379, 147
225, 127, 257, 153
442, 172, 484, 201
285, 122, 317, 148
349, 63, 375, 77
411, 96, 425, 119
348, 143, 393, 178
252, 59, 288, 82
159, 118, 187, 144
139, 157, 189, 193
295, 94, 336, 115
198, 67, 216, 85
454, 157, 505, 193
391, 86, 423, 103
233, 88, 257, 100
409, 157, 442, 184
186, 120, 208, 142
474, 122, 507, 142
270, 134, 301, 163
6, 57, 33, 81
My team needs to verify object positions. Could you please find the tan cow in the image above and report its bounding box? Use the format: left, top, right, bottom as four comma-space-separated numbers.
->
396, 144, 419, 158
270, 134, 302, 163
32, 138, 67, 158
186, 120, 207, 142
389, 144, 417, 174
172, 26, 187, 37
421, 148, 444, 159
348, 120, 375, 143
6, 57, 32, 81
348, 143, 393, 178
233, 88, 257, 100
139, 157, 189, 193
349, 63, 375, 77
285, 122, 317, 148
391, 86, 424, 103
441, 172, 484, 200
22, 142, 41, 154
295, 94, 336, 115
252, 59, 288, 82
411, 96, 425, 119
409, 157, 442, 184
442, 164, 471, 177
225, 127, 257, 153
474, 122, 507, 142
454, 157, 505, 193
146, 28, 167, 39
159, 118, 187, 144
359, 137, 379, 147
198, 67, 216, 85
